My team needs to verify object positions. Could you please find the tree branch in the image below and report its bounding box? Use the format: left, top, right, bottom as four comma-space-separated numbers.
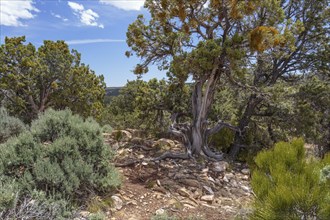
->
206, 120, 240, 136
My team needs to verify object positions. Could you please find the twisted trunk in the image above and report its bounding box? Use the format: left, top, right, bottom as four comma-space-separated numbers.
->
229, 94, 263, 159
160, 71, 238, 161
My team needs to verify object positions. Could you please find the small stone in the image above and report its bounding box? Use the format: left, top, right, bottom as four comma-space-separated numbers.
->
242, 175, 249, 180
178, 187, 191, 197
208, 176, 216, 182
230, 180, 238, 188
126, 200, 138, 206
138, 154, 145, 159
219, 189, 231, 198
79, 211, 90, 218
111, 195, 123, 210
183, 203, 196, 209
192, 189, 202, 199
202, 185, 214, 195
167, 198, 178, 206
241, 168, 250, 175
231, 188, 246, 197
179, 179, 200, 188
220, 197, 234, 206
155, 208, 165, 215
202, 168, 209, 173
224, 173, 235, 180
141, 162, 148, 166
200, 202, 216, 208
212, 161, 229, 172
241, 185, 250, 193
155, 193, 163, 199
200, 194, 214, 202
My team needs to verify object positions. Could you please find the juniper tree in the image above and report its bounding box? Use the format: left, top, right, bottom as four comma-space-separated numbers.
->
126, 0, 329, 160
229, 0, 330, 158
0, 37, 106, 121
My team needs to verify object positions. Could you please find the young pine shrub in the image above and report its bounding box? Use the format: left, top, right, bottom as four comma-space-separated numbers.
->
250, 138, 330, 219
0, 107, 25, 143
0, 109, 121, 201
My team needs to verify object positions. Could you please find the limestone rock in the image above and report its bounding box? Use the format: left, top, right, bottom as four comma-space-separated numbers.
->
152, 138, 175, 149
241, 168, 250, 175
155, 208, 165, 215
79, 211, 90, 218
241, 185, 251, 193
111, 195, 123, 210
202, 185, 214, 195
200, 194, 214, 202
178, 187, 191, 197
212, 161, 229, 172
224, 173, 235, 180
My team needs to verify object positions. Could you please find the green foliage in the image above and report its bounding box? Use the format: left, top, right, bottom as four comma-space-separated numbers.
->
127, 0, 329, 159
0, 178, 18, 211
209, 128, 235, 152
0, 36, 105, 122
0, 109, 120, 203
103, 79, 190, 135
320, 165, 330, 183
294, 76, 330, 154
0, 107, 25, 143
102, 124, 113, 133
151, 212, 178, 220
88, 211, 107, 220
251, 139, 330, 219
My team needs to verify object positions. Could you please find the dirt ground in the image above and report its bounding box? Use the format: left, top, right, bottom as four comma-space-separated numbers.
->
106, 135, 253, 220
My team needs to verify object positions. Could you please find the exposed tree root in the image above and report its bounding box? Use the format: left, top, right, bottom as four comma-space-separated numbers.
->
130, 144, 154, 151
114, 159, 143, 167
152, 152, 192, 161
202, 146, 224, 161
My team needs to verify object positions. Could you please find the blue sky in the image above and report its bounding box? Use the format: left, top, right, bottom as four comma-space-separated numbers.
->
0, 0, 165, 87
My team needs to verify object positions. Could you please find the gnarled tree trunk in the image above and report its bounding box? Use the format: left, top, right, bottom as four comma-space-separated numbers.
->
229, 94, 263, 159
159, 71, 239, 161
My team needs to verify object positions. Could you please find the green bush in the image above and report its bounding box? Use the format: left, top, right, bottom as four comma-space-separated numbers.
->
102, 124, 113, 133
208, 127, 235, 152
0, 107, 25, 143
0, 109, 120, 201
151, 212, 178, 220
250, 138, 330, 219
88, 211, 107, 220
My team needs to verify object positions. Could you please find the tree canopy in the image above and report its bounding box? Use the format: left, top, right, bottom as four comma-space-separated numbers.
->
0, 36, 105, 121
126, 0, 330, 159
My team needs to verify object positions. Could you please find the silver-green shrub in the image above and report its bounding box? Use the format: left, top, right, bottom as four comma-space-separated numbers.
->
0, 109, 121, 213
0, 107, 25, 143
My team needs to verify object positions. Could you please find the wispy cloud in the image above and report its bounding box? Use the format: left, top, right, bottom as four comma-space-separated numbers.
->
66, 38, 125, 45
68, 1, 104, 28
0, 0, 39, 26
51, 12, 68, 22
99, 0, 145, 11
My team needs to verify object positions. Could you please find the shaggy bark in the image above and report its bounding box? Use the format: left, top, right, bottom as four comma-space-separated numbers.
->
160, 71, 239, 161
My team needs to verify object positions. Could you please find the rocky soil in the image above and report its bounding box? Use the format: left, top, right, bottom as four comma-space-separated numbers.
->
79, 130, 254, 220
